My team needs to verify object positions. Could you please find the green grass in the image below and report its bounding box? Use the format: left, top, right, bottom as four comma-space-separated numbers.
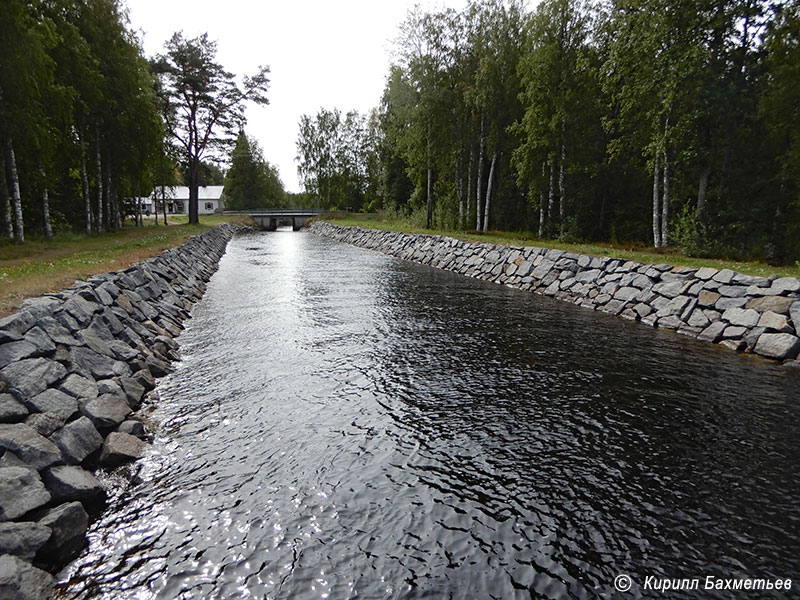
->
323, 213, 800, 279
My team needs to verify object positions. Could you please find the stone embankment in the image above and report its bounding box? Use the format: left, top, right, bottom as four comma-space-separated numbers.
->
311, 222, 800, 366
0, 224, 238, 598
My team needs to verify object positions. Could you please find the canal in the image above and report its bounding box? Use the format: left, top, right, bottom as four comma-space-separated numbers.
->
59, 230, 800, 599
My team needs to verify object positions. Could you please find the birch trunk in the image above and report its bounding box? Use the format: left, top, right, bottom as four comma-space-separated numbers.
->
466, 144, 474, 229
539, 161, 546, 238
1, 156, 13, 240
426, 118, 432, 229
696, 165, 710, 216
39, 165, 53, 239
475, 113, 485, 231
661, 148, 670, 246
483, 151, 497, 232
456, 147, 463, 228
5, 137, 24, 243
559, 137, 566, 233
652, 150, 661, 247
104, 153, 113, 230
548, 157, 556, 238
162, 187, 167, 225
80, 135, 92, 235
95, 135, 103, 234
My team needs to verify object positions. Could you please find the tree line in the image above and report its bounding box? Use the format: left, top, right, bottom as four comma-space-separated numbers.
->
1, 0, 272, 242
296, 0, 800, 262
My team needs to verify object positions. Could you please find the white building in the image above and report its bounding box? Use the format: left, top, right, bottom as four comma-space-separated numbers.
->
149, 186, 225, 215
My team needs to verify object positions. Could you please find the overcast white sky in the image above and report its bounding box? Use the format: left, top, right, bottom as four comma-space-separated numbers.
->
126, 0, 469, 193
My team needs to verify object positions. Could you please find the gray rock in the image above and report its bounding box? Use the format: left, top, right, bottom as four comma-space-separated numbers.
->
652, 280, 685, 298
0, 312, 36, 343
0, 467, 51, 521
656, 295, 691, 318
42, 466, 104, 503
24, 389, 77, 420
69, 346, 130, 380
0, 553, 54, 599
722, 307, 760, 328
0, 358, 66, 400
0, 425, 62, 470
613, 287, 639, 302
61, 295, 98, 327
687, 309, 710, 329
746, 296, 796, 314
80, 394, 131, 430
715, 297, 748, 310
757, 311, 792, 333
0, 396, 27, 424
754, 333, 800, 360
132, 369, 155, 391
768, 277, 800, 295
695, 267, 718, 280
96, 380, 126, 401
657, 315, 682, 330
791, 301, 800, 329
0, 341, 37, 370
99, 432, 147, 467
712, 268, 736, 284
36, 316, 80, 346
23, 327, 56, 356
78, 328, 114, 358
24, 413, 65, 437
145, 354, 173, 377
117, 420, 145, 438
57, 374, 98, 400
716, 285, 748, 298
0, 522, 51, 559
698, 321, 727, 343
35, 501, 89, 567
117, 377, 145, 409
50, 417, 103, 465
0, 452, 32, 470
721, 326, 747, 339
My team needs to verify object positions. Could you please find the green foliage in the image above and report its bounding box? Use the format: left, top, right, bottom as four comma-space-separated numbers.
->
224, 131, 285, 209
153, 32, 270, 223
672, 204, 728, 258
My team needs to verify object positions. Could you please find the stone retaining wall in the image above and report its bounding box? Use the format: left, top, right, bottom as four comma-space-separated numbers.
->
0, 224, 238, 597
311, 222, 800, 366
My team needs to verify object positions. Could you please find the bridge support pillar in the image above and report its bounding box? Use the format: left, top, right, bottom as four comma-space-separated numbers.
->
253, 216, 277, 231
292, 216, 308, 231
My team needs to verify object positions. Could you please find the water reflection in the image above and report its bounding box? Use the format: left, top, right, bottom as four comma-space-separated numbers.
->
59, 231, 800, 599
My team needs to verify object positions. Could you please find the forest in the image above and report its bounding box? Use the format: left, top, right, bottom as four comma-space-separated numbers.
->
0, 0, 272, 241
296, 0, 800, 263
0, 0, 168, 243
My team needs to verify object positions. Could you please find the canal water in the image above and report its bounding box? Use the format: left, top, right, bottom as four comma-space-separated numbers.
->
59, 230, 800, 599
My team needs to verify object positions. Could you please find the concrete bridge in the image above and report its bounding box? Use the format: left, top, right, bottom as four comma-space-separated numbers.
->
225, 209, 329, 231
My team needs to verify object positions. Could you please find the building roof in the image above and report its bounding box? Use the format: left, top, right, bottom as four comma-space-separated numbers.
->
152, 186, 224, 201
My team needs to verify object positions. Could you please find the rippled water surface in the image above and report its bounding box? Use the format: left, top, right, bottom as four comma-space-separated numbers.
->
59, 231, 800, 599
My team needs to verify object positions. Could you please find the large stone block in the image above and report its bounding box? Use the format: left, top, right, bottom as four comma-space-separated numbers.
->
80, 395, 131, 430
754, 333, 800, 360
35, 501, 89, 567
721, 307, 760, 328
0, 358, 67, 400
24, 389, 77, 421
0, 553, 54, 599
99, 432, 147, 467
0, 522, 51, 560
0, 467, 51, 521
49, 417, 103, 465
0, 425, 62, 470
42, 466, 104, 503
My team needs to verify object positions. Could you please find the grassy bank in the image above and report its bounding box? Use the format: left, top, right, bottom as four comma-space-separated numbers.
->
0, 214, 254, 317
322, 213, 800, 280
